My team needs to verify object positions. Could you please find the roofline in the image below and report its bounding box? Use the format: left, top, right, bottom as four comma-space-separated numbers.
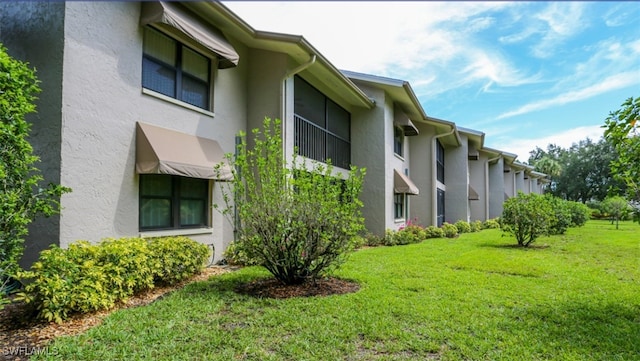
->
341, 70, 427, 119
204, 1, 375, 109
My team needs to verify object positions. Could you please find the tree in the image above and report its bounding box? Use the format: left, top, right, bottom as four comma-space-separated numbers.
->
215, 117, 366, 285
601, 196, 631, 230
603, 96, 639, 221
0, 44, 69, 307
501, 192, 554, 247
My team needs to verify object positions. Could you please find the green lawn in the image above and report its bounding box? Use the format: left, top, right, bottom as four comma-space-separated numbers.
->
39, 221, 639, 360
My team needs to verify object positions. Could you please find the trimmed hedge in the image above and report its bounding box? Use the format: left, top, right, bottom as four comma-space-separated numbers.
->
17, 236, 208, 323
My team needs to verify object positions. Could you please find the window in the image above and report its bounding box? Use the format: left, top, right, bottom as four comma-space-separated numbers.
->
394, 127, 404, 156
142, 27, 211, 110
139, 174, 209, 230
437, 188, 445, 227
436, 140, 445, 184
294, 76, 351, 169
394, 193, 405, 219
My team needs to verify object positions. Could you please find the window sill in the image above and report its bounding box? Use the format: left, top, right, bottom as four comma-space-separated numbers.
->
139, 227, 213, 238
394, 153, 405, 161
142, 88, 215, 118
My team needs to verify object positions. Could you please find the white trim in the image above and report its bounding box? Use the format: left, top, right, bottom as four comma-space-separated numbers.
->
394, 153, 405, 161
142, 88, 216, 117
139, 227, 213, 238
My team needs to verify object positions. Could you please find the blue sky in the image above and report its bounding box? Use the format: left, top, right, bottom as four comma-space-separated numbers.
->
222, 1, 640, 161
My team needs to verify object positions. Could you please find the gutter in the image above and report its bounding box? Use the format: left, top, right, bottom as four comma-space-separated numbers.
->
280, 55, 317, 158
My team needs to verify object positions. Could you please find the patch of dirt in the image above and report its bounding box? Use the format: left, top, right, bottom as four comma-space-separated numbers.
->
0, 266, 231, 361
235, 277, 360, 299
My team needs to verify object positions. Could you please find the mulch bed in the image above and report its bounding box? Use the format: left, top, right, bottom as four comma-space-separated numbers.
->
236, 277, 360, 299
1, 267, 360, 360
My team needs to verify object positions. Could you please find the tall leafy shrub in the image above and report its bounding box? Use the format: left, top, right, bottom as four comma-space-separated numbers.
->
501, 192, 553, 247
0, 44, 69, 308
544, 194, 572, 235
215, 118, 366, 285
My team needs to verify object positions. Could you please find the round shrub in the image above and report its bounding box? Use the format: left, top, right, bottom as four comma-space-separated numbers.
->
454, 220, 471, 234
483, 218, 501, 229
501, 192, 553, 247
470, 220, 483, 232
441, 222, 459, 238
567, 201, 591, 227
424, 225, 445, 239
544, 195, 572, 235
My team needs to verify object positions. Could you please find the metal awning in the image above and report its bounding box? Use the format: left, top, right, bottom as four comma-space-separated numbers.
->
468, 185, 480, 200
136, 122, 232, 180
140, 1, 239, 69
394, 117, 419, 136
394, 169, 419, 195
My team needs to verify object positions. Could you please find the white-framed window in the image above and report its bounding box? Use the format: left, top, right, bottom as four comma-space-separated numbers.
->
394, 193, 405, 220
436, 140, 445, 184
139, 174, 209, 231
142, 27, 211, 110
394, 126, 404, 157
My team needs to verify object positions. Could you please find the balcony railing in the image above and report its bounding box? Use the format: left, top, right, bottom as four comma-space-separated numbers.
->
294, 114, 350, 169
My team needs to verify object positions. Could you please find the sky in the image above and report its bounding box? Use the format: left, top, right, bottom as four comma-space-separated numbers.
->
222, 1, 640, 162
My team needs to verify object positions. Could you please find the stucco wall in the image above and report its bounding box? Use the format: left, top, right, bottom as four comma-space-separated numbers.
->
515, 171, 526, 194
45, 2, 247, 261
350, 83, 387, 236
468, 152, 487, 221
409, 123, 436, 227
488, 158, 505, 219
0, 2, 66, 267
444, 134, 469, 223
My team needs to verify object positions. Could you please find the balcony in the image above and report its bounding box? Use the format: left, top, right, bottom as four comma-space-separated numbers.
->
294, 114, 350, 170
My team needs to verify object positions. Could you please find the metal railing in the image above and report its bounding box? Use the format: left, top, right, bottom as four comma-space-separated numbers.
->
294, 114, 350, 169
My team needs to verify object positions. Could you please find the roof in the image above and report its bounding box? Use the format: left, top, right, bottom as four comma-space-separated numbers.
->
185, 1, 374, 110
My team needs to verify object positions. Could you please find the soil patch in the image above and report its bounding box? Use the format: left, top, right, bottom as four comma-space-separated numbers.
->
236, 277, 360, 299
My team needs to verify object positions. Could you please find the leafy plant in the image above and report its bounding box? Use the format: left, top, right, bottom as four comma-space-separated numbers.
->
566, 201, 591, 227
17, 236, 208, 323
454, 220, 471, 234
482, 218, 501, 229
424, 225, 445, 239
470, 220, 483, 232
0, 43, 70, 309
544, 194, 572, 235
501, 192, 554, 247
441, 222, 459, 238
601, 196, 632, 229
214, 117, 366, 285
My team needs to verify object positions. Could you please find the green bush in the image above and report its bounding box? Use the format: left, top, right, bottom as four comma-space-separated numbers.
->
148, 236, 209, 284
567, 201, 591, 227
501, 192, 553, 247
454, 220, 471, 234
223, 240, 262, 266
395, 224, 426, 245
17, 236, 207, 323
361, 233, 385, 247
441, 222, 459, 238
482, 218, 501, 229
424, 225, 445, 239
544, 195, 572, 235
214, 118, 365, 285
470, 220, 483, 232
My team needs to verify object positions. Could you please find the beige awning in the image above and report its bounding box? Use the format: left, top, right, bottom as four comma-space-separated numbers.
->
140, 1, 239, 69
394, 169, 419, 195
394, 117, 419, 136
468, 185, 480, 200
136, 122, 232, 180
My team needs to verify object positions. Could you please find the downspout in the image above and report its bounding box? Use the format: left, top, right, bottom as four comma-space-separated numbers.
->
280, 55, 317, 160
432, 127, 455, 226
485, 153, 502, 220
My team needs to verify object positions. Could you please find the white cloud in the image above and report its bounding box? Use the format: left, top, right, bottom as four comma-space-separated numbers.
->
496, 71, 640, 120
491, 125, 604, 162
532, 2, 587, 58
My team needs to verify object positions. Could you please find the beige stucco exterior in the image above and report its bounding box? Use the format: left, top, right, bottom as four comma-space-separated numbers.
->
2, 1, 547, 266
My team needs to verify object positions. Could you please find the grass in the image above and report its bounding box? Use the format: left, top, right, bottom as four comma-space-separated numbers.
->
38, 220, 639, 360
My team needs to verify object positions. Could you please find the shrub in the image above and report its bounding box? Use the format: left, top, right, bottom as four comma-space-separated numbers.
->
470, 220, 483, 232
395, 224, 426, 245
501, 192, 553, 247
362, 233, 385, 247
17, 236, 207, 323
214, 118, 365, 285
454, 220, 471, 234
0, 44, 70, 309
148, 236, 209, 284
441, 222, 459, 238
483, 218, 501, 229
544, 195, 572, 235
566, 201, 591, 227
424, 225, 445, 239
